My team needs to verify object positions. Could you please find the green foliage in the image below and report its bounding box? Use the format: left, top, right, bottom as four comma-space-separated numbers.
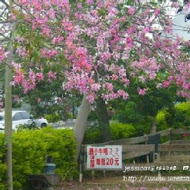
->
83, 121, 136, 144
67, 113, 74, 119
113, 84, 177, 134
83, 125, 102, 144
156, 102, 190, 130
133, 116, 153, 136
0, 133, 6, 189
175, 102, 190, 128
0, 128, 77, 189
156, 110, 169, 131
115, 101, 143, 124
45, 113, 61, 123
110, 121, 135, 140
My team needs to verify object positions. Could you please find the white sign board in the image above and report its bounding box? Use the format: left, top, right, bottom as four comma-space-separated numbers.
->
87, 145, 122, 170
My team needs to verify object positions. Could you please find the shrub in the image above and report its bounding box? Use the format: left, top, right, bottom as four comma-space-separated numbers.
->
83, 121, 136, 144
0, 133, 6, 189
110, 121, 135, 140
45, 114, 61, 123
175, 102, 190, 128
156, 110, 169, 131
156, 102, 190, 130
83, 124, 102, 144
0, 127, 77, 189
133, 116, 153, 136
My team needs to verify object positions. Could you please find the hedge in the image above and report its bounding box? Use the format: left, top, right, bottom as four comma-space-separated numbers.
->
0, 133, 6, 189
110, 121, 135, 140
0, 127, 77, 189
83, 121, 136, 143
156, 102, 190, 130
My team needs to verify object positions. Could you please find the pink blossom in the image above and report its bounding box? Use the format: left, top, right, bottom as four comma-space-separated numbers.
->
184, 3, 190, 12
86, 0, 94, 5
128, 7, 135, 15
105, 83, 113, 92
183, 83, 189, 90
101, 52, 111, 61
62, 20, 73, 31
18, 0, 27, 4
127, 26, 137, 35
110, 93, 119, 99
10, 13, 16, 21
154, 8, 160, 16
149, 72, 156, 80
171, 2, 179, 8
22, 80, 30, 94
122, 78, 130, 86
117, 90, 129, 100
13, 96, 20, 102
36, 72, 44, 81
16, 47, 29, 57
47, 9, 55, 19
163, 81, 170, 88
168, 76, 174, 82
86, 93, 96, 104
47, 71, 57, 82
138, 88, 147, 96
91, 83, 101, 92
40, 49, 58, 58
142, 27, 150, 34
126, 37, 133, 47
12, 71, 25, 86
111, 74, 119, 81
13, 0, 190, 103
102, 94, 109, 101
52, 36, 63, 44
181, 91, 190, 98
41, 27, 51, 37
29, 69, 36, 82
77, 2, 82, 9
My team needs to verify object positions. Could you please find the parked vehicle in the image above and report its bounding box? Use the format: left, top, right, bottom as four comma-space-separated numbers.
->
0, 110, 48, 131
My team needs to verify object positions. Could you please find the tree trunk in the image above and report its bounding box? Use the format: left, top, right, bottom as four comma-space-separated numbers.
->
74, 95, 91, 160
95, 97, 111, 142
150, 115, 157, 134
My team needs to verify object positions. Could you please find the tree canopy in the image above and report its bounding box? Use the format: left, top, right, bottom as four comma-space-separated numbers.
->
0, 0, 189, 106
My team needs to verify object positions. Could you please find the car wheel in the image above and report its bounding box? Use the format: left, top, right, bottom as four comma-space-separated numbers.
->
41, 123, 47, 128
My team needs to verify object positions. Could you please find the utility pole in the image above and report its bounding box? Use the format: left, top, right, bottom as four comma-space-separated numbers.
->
4, 0, 15, 189
5, 41, 13, 190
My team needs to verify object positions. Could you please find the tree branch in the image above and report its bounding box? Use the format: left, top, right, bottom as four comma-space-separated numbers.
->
0, 0, 10, 9
0, 33, 10, 41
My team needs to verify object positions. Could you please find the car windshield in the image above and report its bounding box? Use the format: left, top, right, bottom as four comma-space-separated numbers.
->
0, 116, 4, 121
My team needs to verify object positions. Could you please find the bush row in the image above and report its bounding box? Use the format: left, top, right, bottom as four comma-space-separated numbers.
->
157, 102, 190, 130
84, 102, 190, 144
0, 127, 77, 189
83, 121, 136, 144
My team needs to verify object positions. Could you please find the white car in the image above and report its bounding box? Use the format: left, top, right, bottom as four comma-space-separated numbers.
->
0, 110, 48, 131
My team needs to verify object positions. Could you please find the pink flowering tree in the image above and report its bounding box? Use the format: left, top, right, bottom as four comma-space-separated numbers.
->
1, 0, 190, 161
